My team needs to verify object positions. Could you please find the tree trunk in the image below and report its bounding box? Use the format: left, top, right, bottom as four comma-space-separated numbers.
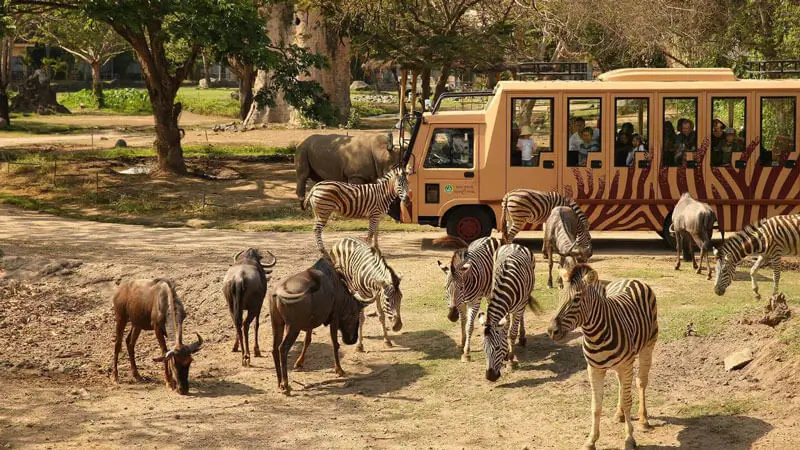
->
0, 90, 9, 127
152, 95, 187, 175
420, 67, 431, 109
410, 70, 418, 113
202, 52, 211, 87
0, 37, 11, 127
90, 60, 105, 108
399, 68, 408, 119
238, 66, 255, 121
432, 63, 451, 104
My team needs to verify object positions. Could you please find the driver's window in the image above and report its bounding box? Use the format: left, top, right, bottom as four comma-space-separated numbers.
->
423, 128, 475, 168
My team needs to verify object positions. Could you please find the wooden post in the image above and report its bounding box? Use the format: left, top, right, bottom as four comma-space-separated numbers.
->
399, 68, 408, 120
52, 160, 57, 185
410, 70, 418, 114
95, 172, 100, 196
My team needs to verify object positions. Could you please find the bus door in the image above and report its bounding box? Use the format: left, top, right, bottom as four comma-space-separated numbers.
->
561, 94, 607, 204
657, 93, 707, 201
601, 95, 658, 230
507, 96, 559, 193
752, 93, 799, 219
704, 93, 753, 229
415, 124, 481, 220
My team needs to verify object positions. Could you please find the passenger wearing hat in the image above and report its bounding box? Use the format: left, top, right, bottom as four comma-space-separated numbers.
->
516, 125, 535, 167
716, 127, 738, 167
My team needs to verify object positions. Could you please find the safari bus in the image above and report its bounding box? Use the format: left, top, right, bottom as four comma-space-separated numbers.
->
398, 68, 800, 244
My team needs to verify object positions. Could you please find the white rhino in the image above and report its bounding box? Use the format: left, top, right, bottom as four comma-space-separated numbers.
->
295, 132, 401, 201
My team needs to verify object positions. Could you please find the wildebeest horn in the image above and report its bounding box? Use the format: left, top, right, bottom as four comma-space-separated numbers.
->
164, 349, 177, 359
260, 250, 277, 268
233, 250, 245, 264
187, 333, 203, 353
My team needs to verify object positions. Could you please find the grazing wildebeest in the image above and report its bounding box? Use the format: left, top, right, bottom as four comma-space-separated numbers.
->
222, 248, 277, 367
670, 192, 717, 279
268, 258, 364, 394
543, 206, 592, 288
111, 279, 203, 395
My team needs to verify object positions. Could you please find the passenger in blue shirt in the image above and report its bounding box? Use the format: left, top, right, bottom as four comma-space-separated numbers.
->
577, 127, 598, 166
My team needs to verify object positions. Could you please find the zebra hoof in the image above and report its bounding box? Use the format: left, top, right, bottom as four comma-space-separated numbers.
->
615, 410, 625, 423
461, 353, 471, 362
383, 340, 394, 348
753, 293, 762, 300
674, 265, 680, 271
582, 444, 596, 450
638, 419, 652, 430
624, 436, 637, 450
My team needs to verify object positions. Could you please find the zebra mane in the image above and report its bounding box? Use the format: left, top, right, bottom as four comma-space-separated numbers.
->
718, 218, 766, 256
565, 263, 595, 285
380, 165, 403, 183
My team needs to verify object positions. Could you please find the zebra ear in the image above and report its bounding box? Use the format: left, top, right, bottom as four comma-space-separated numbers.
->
583, 269, 599, 284
437, 260, 449, 274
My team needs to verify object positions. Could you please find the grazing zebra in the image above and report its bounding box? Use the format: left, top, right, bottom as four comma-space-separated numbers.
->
714, 214, 800, 299
482, 243, 539, 381
500, 189, 592, 251
302, 165, 409, 256
670, 192, 717, 279
435, 235, 501, 362
543, 206, 592, 288
548, 264, 658, 450
293, 237, 403, 368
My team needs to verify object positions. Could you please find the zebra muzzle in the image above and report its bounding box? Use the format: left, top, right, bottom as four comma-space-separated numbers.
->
447, 307, 460, 323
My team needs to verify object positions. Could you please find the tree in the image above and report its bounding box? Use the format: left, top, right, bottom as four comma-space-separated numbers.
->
33, 10, 128, 107
0, 2, 13, 126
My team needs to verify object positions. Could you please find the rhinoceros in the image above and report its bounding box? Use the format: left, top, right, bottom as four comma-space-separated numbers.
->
295, 132, 401, 201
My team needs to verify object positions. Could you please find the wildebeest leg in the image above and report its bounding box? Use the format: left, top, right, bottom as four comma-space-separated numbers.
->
366, 215, 380, 248
750, 255, 765, 300
154, 327, 174, 390
279, 327, 301, 394
376, 301, 393, 348
329, 322, 346, 377
242, 310, 256, 367
112, 317, 126, 383
126, 326, 143, 381
314, 210, 332, 257
232, 333, 240, 353
674, 230, 682, 270
690, 234, 699, 270
462, 301, 480, 362
271, 316, 285, 390
294, 331, 312, 369
355, 309, 366, 353
253, 313, 262, 357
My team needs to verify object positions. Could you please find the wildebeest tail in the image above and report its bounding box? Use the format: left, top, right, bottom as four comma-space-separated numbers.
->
527, 295, 542, 314
703, 210, 717, 251
229, 278, 245, 329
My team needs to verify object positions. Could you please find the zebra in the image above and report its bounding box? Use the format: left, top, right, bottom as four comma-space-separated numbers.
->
302, 165, 409, 256
435, 235, 502, 362
500, 189, 592, 253
543, 206, 592, 288
482, 243, 540, 381
713, 214, 800, 299
548, 264, 658, 450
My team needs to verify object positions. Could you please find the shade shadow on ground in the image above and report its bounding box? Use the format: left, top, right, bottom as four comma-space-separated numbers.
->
640, 414, 773, 450
497, 332, 585, 388
393, 329, 463, 361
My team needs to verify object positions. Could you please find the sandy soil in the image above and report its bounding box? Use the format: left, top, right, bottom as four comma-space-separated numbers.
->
1, 206, 800, 449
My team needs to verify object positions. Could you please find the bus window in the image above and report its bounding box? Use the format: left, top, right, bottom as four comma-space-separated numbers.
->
710, 97, 746, 167
567, 98, 601, 167
760, 97, 796, 167
511, 98, 553, 167
423, 128, 474, 169
663, 97, 698, 167
614, 98, 649, 167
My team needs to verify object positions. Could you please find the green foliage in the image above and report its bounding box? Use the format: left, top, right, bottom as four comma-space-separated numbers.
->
175, 88, 239, 118
60, 88, 150, 113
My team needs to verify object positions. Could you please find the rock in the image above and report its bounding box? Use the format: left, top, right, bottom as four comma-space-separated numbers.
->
724, 348, 754, 371
230, 91, 240, 100
198, 79, 209, 89
114, 139, 127, 148
350, 80, 370, 91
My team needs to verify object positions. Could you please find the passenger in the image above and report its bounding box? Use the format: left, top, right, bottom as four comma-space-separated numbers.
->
568, 117, 587, 153
516, 126, 535, 167
626, 133, 646, 167
662, 121, 677, 166
615, 123, 634, 167
716, 127, 738, 167
711, 119, 726, 152
675, 118, 696, 165
577, 126, 598, 167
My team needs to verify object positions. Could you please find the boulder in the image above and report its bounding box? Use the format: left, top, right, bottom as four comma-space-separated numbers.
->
114, 139, 127, 148
198, 78, 209, 89
350, 80, 370, 91
11, 69, 70, 115
724, 348, 754, 371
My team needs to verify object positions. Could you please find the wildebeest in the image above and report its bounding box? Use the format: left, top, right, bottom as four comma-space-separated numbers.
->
111, 279, 203, 395
670, 192, 717, 279
268, 258, 364, 394
543, 206, 592, 288
222, 248, 277, 367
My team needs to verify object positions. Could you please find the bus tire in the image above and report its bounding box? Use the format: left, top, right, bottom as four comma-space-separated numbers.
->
446, 206, 492, 243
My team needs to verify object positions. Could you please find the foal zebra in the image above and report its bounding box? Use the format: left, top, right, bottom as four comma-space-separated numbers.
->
435, 236, 501, 362
302, 166, 409, 256
543, 206, 592, 288
714, 214, 800, 299
500, 189, 592, 253
548, 264, 658, 450
483, 243, 539, 381
293, 237, 403, 368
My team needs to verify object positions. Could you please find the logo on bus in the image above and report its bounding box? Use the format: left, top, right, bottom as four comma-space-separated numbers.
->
444, 184, 453, 193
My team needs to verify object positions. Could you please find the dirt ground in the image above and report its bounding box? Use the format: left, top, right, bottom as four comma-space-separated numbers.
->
2, 205, 800, 449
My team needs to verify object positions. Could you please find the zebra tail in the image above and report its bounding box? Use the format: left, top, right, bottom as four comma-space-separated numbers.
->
500, 196, 509, 244
301, 189, 312, 211
526, 295, 542, 314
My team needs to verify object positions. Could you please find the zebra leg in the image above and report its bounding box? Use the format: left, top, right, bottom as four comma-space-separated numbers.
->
366, 215, 380, 248
376, 302, 393, 348
314, 211, 331, 257
355, 309, 366, 353
771, 257, 782, 296
462, 301, 480, 362
750, 255, 765, 300
584, 365, 607, 450
636, 342, 655, 430
615, 362, 637, 450
458, 302, 467, 350
517, 309, 527, 347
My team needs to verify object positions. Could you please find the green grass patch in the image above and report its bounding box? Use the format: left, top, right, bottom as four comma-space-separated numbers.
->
176, 87, 240, 118
0, 144, 295, 162
0, 193, 42, 210
2, 119, 93, 135
57, 86, 239, 117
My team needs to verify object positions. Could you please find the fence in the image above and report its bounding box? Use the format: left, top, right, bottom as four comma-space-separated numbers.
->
744, 60, 800, 79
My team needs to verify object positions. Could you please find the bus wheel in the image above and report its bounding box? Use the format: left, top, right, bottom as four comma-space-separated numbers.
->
447, 207, 492, 242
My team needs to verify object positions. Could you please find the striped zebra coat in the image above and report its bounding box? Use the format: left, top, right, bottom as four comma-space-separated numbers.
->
548, 264, 658, 450
303, 166, 408, 256
482, 244, 538, 382
292, 237, 403, 369
714, 214, 800, 299
435, 236, 501, 362
500, 189, 592, 254
543, 206, 592, 289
